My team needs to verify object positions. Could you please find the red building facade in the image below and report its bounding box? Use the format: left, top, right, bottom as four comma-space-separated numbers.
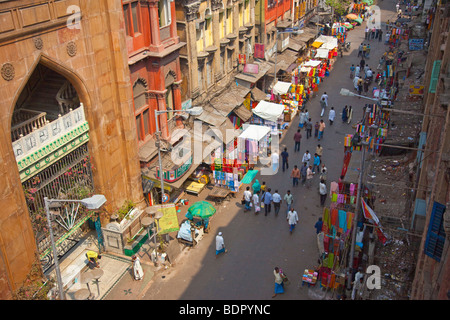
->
122, 0, 185, 143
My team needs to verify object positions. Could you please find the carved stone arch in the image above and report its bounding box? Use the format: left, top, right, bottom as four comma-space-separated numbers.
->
165, 70, 177, 87
133, 77, 149, 109
7, 53, 92, 142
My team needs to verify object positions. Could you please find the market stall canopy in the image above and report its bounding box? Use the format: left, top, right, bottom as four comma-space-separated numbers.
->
346, 13, 359, 20
295, 27, 318, 43
235, 61, 273, 87
315, 48, 330, 59
321, 37, 338, 50
362, 0, 373, 5
209, 84, 251, 117
185, 201, 216, 220
238, 124, 271, 141
272, 81, 292, 95
302, 59, 322, 67
343, 22, 354, 29
252, 100, 285, 122
251, 86, 268, 101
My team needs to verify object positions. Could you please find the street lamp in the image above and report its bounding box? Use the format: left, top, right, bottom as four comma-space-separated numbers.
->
44, 194, 106, 300
339, 88, 379, 102
154, 108, 202, 205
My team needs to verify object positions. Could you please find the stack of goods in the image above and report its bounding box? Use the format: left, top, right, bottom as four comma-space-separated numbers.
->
302, 269, 318, 286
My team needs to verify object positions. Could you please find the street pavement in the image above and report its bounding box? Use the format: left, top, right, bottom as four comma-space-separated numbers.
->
103, 0, 399, 301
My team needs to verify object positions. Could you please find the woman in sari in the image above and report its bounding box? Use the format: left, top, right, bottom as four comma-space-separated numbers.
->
342, 105, 348, 123
252, 179, 261, 195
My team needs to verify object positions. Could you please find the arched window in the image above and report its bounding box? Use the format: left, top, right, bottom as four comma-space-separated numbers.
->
133, 79, 150, 141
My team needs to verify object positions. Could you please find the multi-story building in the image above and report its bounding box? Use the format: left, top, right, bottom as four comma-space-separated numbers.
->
176, 0, 256, 105
410, 2, 450, 300
0, 0, 143, 299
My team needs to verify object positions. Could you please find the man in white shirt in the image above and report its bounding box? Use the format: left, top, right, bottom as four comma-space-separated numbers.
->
302, 150, 311, 166
271, 151, 279, 174
319, 179, 327, 206
328, 107, 336, 125
215, 232, 227, 256
287, 208, 299, 234
272, 190, 282, 216
243, 186, 252, 212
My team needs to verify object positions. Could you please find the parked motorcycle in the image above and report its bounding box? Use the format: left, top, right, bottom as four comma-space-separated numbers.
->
344, 42, 351, 52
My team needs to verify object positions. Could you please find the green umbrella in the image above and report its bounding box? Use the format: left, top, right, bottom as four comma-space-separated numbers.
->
354, 17, 363, 25
362, 0, 373, 4
186, 201, 216, 220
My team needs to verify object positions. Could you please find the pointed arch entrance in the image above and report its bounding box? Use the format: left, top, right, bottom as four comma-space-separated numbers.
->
10, 56, 100, 273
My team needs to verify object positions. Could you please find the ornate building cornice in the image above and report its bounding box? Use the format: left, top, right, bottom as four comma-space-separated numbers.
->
181, 0, 201, 22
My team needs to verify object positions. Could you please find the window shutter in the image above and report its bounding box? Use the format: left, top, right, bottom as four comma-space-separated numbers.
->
428, 60, 441, 93
424, 201, 446, 262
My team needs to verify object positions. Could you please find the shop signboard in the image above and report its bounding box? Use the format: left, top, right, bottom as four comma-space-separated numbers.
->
243, 63, 259, 74
409, 38, 424, 51
254, 43, 265, 59
156, 204, 179, 234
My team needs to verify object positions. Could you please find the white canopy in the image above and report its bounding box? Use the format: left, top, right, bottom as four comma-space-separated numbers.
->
321, 37, 338, 50
272, 81, 292, 95
302, 59, 322, 67
238, 124, 271, 141
315, 48, 330, 59
252, 100, 285, 122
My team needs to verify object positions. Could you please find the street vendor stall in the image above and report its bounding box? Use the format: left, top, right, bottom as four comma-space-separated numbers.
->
183, 200, 216, 235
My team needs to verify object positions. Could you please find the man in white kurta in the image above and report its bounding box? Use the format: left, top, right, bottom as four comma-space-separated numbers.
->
215, 232, 227, 256
132, 255, 144, 280
287, 208, 299, 233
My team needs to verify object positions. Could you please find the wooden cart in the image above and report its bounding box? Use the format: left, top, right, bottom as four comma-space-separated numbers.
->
207, 186, 231, 205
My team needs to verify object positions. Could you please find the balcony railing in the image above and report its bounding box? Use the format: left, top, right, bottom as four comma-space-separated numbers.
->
11, 109, 48, 142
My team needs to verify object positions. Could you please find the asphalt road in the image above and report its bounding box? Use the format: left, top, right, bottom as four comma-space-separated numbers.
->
140, 1, 398, 301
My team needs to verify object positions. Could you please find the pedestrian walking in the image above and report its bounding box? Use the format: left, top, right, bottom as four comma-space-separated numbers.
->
316, 144, 323, 159
272, 190, 282, 216
215, 232, 227, 256
342, 105, 348, 123
350, 64, 355, 79
320, 97, 327, 117
314, 217, 323, 234
314, 121, 319, 138
363, 78, 370, 94
364, 26, 369, 39
299, 110, 307, 128
271, 150, 279, 173
319, 163, 328, 182
243, 186, 252, 211
132, 255, 144, 281
312, 153, 321, 174
300, 162, 308, 185
353, 74, 360, 90
290, 165, 300, 187
261, 181, 267, 193
293, 129, 302, 152
365, 44, 371, 59
284, 190, 294, 213
360, 58, 366, 69
252, 192, 260, 214
357, 43, 363, 57
355, 65, 360, 78
379, 29, 383, 42
318, 120, 326, 141
328, 107, 335, 125
357, 78, 363, 96
287, 207, 299, 233
319, 179, 327, 206
252, 179, 261, 195
261, 188, 272, 216
302, 150, 311, 166
306, 165, 314, 188
321, 92, 329, 106
272, 267, 285, 298
281, 147, 289, 172
305, 118, 312, 139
